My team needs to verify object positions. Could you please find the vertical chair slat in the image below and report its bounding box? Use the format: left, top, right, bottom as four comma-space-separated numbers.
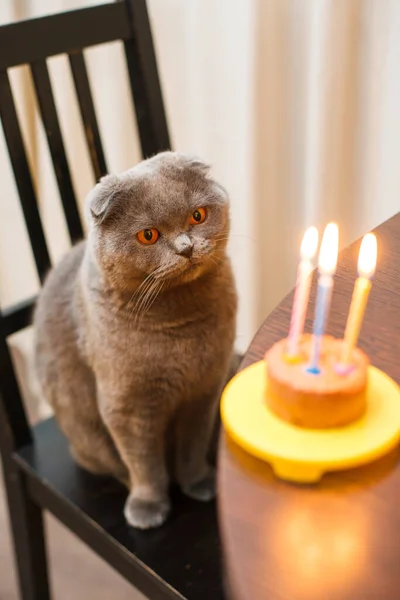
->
0, 311, 51, 600
68, 51, 108, 181
0, 69, 51, 283
0, 316, 32, 449
30, 59, 84, 243
123, 0, 171, 157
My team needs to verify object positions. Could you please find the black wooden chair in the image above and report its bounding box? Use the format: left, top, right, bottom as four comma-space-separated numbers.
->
0, 2, 223, 599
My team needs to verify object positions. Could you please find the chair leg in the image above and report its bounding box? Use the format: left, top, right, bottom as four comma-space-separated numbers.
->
3, 460, 51, 600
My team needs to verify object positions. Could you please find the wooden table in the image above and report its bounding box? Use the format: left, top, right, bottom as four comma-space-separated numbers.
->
218, 212, 400, 600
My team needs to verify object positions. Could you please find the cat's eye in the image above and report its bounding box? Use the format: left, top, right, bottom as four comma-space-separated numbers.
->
137, 228, 159, 245
190, 207, 207, 225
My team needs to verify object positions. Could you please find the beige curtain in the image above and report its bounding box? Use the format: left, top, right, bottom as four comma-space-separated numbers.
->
1, 0, 400, 412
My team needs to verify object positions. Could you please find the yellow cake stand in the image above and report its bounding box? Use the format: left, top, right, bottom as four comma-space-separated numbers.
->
221, 360, 400, 483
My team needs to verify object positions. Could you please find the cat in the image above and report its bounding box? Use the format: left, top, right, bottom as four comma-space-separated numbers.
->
34, 151, 237, 529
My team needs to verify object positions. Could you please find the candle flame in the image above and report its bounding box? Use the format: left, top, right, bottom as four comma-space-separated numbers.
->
358, 233, 377, 279
300, 226, 319, 260
318, 223, 339, 275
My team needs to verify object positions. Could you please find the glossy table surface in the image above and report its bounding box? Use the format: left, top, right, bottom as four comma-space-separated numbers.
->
218, 212, 400, 600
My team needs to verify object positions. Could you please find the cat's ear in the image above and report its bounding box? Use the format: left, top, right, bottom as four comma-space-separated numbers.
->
212, 181, 229, 203
183, 155, 211, 176
86, 174, 121, 225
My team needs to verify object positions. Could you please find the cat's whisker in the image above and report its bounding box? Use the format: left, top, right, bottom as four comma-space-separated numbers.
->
128, 280, 154, 324
135, 280, 157, 317
149, 262, 177, 282
134, 278, 164, 324
207, 256, 224, 271
133, 271, 165, 318
126, 265, 166, 307
133, 276, 157, 306
140, 279, 164, 320
126, 278, 157, 335
132, 280, 157, 324
206, 250, 224, 262
214, 233, 257, 242
126, 263, 168, 325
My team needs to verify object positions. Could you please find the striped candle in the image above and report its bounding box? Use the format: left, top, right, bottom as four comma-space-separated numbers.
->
340, 233, 377, 367
287, 227, 319, 357
308, 223, 339, 374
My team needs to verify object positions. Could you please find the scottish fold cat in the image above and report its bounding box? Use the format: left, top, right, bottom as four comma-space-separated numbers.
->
34, 152, 237, 529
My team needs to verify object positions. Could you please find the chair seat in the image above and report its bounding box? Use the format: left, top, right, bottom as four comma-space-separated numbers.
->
13, 418, 224, 600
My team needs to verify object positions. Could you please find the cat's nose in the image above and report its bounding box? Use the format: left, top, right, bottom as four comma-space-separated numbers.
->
174, 234, 194, 258
178, 243, 193, 258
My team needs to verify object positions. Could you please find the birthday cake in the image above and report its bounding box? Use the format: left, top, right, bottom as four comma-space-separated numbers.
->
265, 334, 368, 429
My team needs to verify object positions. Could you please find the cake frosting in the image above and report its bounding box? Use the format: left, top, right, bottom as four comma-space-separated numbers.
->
265, 334, 368, 429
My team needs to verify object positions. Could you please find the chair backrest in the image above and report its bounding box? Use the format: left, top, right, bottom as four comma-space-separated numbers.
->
0, 0, 171, 453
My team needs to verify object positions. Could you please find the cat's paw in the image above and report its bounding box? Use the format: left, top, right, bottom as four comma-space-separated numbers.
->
182, 469, 216, 502
124, 495, 170, 529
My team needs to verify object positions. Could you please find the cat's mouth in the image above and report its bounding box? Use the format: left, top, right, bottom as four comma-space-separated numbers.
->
166, 261, 198, 279
158, 256, 205, 282
152, 250, 218, 284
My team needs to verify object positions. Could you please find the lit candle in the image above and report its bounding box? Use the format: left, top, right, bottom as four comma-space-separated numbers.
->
307, 223, 339, 374
287, 227, 319, 357
339, 233, 377, 367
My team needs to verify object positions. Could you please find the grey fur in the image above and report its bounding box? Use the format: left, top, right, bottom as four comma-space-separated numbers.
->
34, 152, 237, 529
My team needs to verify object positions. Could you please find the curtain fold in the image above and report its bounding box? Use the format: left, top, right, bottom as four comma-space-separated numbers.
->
1, 0, 400, 362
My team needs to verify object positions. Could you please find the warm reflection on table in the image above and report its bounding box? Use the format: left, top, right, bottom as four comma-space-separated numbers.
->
218, 212, 400, 600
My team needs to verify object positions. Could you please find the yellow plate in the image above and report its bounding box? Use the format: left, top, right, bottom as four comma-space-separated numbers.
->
221, 361, 400, 483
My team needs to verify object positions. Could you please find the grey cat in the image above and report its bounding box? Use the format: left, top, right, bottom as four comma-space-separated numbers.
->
34, 151, 237, 529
